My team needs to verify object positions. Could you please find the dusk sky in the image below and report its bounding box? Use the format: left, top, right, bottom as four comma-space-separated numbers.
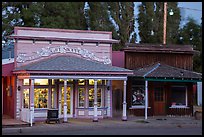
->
134, 2, 202, 42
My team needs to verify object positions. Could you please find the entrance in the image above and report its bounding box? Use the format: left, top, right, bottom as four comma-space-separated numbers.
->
59, 85, 73, 118
154, 87, 166, 115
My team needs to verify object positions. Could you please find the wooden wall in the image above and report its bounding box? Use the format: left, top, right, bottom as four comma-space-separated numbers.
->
125, 52, 193, 70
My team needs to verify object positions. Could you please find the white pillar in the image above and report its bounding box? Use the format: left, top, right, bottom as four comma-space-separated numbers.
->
197, 82, 202, 106
54, 80, 57, 108
16, 78, 22, 120
30, 79, 35, 126
145, 80, 148, 120
63, 79, 68, 122
106, 80, 111, 117
48, 79, 52, 108
122, 80, 127, 121
93, 79, 98, 122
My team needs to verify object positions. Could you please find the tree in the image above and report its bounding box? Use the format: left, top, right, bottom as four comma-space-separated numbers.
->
137, 2, 181, 44
179, 17, 202, 73
108, 2, 136, 50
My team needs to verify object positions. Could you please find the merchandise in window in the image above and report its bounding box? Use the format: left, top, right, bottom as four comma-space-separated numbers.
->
132, 85, 145, 106
34, 88, 48, 108
78, 88, 85, 107
23, 89, 29, 108
88, 88, 102, 107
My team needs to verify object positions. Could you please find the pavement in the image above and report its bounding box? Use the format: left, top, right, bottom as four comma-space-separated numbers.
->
2, 115, 202, 135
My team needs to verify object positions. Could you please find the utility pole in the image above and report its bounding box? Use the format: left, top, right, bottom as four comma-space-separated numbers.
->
163, 2, 167, 45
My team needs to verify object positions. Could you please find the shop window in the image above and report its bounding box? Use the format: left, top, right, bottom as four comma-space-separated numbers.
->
78, 88, 85, 107
78, 79, 85, 86
171, 86, 187, 107
23, 79, 29, 85
89, 79, 102, 85
23, 89, 29, 108
34, 88, 48, 108
34, 79, 48, 85
59, 79, 73, 83
88, 88, 102, 107
131, 85, 145, 106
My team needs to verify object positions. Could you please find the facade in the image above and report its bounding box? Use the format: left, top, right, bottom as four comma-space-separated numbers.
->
123, 43, 202, 118
2, 27, 133, 124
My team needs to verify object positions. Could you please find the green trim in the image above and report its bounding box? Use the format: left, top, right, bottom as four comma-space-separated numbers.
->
144, 78, 202, 82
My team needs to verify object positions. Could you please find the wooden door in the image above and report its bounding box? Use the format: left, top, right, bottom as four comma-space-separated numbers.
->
154, 87, 166, 115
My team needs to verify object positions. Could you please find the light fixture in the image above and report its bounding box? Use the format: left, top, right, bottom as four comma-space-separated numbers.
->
169, 9, 174, 16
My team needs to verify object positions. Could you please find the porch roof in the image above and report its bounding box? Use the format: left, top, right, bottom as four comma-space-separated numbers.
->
13, 55, 133, 76
132, 63, 202, 81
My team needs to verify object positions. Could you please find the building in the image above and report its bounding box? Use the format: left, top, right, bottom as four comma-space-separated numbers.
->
123, 43, 202, 118
2, 27, 133, 124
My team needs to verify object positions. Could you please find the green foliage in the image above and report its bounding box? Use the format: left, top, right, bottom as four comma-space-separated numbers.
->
137, 2, 181, 44
179, 17, 202, 73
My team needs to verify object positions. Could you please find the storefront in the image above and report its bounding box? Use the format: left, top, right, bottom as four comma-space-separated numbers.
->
9, 27, 133, 123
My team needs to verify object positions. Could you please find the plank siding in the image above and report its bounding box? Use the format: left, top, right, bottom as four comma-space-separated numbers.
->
125, 52, 193, 71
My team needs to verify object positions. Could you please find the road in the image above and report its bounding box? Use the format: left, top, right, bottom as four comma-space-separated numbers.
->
2, 125, 202, 135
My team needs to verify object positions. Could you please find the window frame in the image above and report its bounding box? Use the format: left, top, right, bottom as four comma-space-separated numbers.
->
170, 86, 188, 108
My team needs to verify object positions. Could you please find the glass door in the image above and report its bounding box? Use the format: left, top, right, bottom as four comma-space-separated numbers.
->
59, 85, 73, 118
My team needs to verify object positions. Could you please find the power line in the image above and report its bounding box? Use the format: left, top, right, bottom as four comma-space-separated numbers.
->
178, 6, 202, 12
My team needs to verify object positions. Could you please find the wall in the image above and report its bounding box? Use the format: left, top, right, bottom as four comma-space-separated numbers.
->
125, 52, 193, 70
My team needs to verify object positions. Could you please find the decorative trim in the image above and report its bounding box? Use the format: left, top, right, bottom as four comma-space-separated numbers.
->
16, 46, 111, 64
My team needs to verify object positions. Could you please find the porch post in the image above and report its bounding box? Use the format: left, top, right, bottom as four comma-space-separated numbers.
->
145, 80, 148, 120
48, 79, 52, 108
30, 79, 34, 126
16, 78, 22, 120
63, 79, 68, 122
122, 80, 127, 121
93, 79, 98, 122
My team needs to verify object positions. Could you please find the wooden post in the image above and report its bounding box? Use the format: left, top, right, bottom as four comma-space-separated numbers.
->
63, 79, 68, 122
30, 79, 34, 126
93, 79, 98, 122
163, 2, 167, 45
122, 80, 127, 121
145, 80, 148, 120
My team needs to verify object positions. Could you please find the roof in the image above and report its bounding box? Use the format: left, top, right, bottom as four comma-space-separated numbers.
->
2, 62, 15, 76
14, 55, 133, 75
133, 63, 202, 80
123, 43, 198, 55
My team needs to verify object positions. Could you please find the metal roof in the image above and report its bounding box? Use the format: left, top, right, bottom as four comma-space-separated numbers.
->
133, 63, 202, 80
14, 55, 133, 74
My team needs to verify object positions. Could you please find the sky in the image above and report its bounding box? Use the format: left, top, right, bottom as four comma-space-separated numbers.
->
134, 2, 202, 42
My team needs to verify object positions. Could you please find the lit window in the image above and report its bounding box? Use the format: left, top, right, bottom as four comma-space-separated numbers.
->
34, 88, 48, 108
78, 88, 85, 107
23, 89, 29, 108
171, 86, 187, 106
34, 79, 48, 85
88, 88, 102, 107
78, 79, 85, 86
89, 79, 102, 85
23, 79, 29, 85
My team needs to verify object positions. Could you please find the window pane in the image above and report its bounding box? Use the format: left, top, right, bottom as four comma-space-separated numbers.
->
78, 88, 85, 107
34, 79, 48, 85
89, 79, 94, 85
89, 88, 102, 107
78, 79, 85, 85
23, 89, 29, 108
132, 85, 145, 106
97, 88, 102, 107
51, 88, 55, 108
89, 88, 94, 107
171, 86, 186, 106
34, 88, 48, 108
23, 79, 29, 85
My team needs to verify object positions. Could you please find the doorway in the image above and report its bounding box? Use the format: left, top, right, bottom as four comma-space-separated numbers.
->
154, 87, 166, 115
59, 85, 73, 118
